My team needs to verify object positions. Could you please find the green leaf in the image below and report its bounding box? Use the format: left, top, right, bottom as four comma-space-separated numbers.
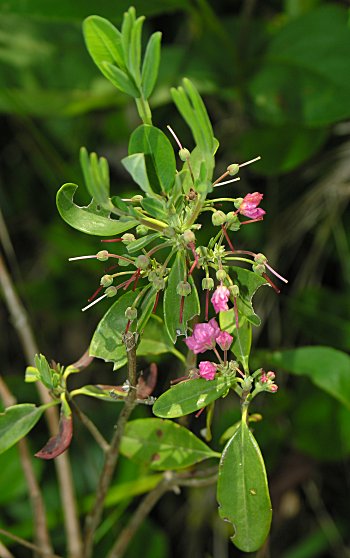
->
80, 148, 110, 205
219, 313, 252, 371
56, 183, 138, 236
83, 15, 125, 71
163, 251, 200, 342
227, 267, 268, 326
121, 153, 153, 194
121, 418, 219, 470
153, 376, 235, 418
0, 404, 45, 454
142, 32, 162, 99
141, 197, 169, 221
34, 354, 54, 389
71, 385, 127, 402
129, 16, 145, 86
217, 421, 272, 552
128, 125, 176, 194
137, 315, 185, 363
126, 232, 161, 253
90, 289, 140, 364
101, 62, 140, 97
261, 346, 350, 410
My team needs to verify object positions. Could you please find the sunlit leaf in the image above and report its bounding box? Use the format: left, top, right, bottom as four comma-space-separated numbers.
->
0, 404, 45, 454
141, 32, 162, 99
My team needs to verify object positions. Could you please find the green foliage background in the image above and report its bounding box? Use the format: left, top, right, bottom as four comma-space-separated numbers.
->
1, 0, 350, 556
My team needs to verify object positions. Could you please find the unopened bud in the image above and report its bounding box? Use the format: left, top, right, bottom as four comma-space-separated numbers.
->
202, 277, 214, 290
226, 211, 238, 223
182, 230, 196, 244
269, 384, 278, 392
153, 277, 165, 291
121, 233, 135, 244
130, 195, 143, 203
228, 220, 241, 232
179, 147, 190, 161
125, 306, 137, 321
212, 210, 226, 226
234, 197, 243, 210
163, 227, 176, 238
100, 274, 113, 287
253, 263, 265, 276
136, 225, 148, 236
105, 286, 117, 298
267, 371, 275, 380
119, 257, 130, 267
96, 250, 109, 261
176, 281, 191, 296
227, 163, 239, 176
216, 269, 227, 281
230, 285, 240, 297
148, 270, 158, 282
135, 255, 150, 270
255, 253, 267, 264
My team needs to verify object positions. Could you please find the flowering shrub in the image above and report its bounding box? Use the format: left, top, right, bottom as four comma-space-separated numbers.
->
0, 7, 287, 555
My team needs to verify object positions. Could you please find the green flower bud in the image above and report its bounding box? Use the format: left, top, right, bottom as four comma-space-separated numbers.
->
227, 163, 240, 176
254, 253, 267, 264
136, 225, 148, 236
135, 255, 150, 270
228, 220, 241, 232
253, 263, 265, 276
96, 250, 109, 261
226, 211, 239, 223
176, 281, 191, 296
212, 210, 226, 226
153, 277, 165, 291
105, 286, 118, 298
179, 147, 190, 161
202, 277, 214, 290
234, 197, 243, 210
182, 230, 196, 244
121, 233, 135, 244
163, 227, 176, 238
216, 269, 227, 281
125, 306, 137, 321
148, 270, 158, 282
230, 284, 240, 297
131, 195, 143, 203
119, 257, 130, 267
100, 274, 113, 287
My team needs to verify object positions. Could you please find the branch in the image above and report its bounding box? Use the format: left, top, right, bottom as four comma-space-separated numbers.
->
0, 529, 63, 558
0, 541, 15, 558
83, 332, 138, 558
70, 399, 110, 453
0, 253, 82, 558
0, 375, 53, 556
108, 470, 218, 558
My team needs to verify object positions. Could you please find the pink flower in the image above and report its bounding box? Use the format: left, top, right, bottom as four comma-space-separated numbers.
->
199, 361, 217, 381
211, 285, 230, 313
239, 192, 266, 220
184, 318, 220, 354
216, 330, 233, 351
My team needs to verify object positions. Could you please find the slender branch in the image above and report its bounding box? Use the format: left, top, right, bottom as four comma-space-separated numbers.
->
0, 529, 63, 558
0, 541, 14, 558
83, 332, 138, 558
0, 253, 83, 558
70, 399, 110, 453
108, 471, 218, 558
0, 376, 53, 557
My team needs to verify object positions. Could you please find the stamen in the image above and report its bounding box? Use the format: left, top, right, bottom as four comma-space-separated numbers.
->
69, 255, 97, 261
100, 238, 123, 243
239, 155, 261, 168
265, 262, 288, 284
123, 270, 139, 291
88, 285, 103, 302
195, 407, 206, 419
167, 125, 182, 149
213, 177, 241, 188
262, 273, 280, 294
81, 293, 107, 312
221, 225, 235, 252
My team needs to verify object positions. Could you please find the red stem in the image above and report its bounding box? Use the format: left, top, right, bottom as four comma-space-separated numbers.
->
221, 225, 235, 252
262, 273, 280, 294
88, 285, 103, 302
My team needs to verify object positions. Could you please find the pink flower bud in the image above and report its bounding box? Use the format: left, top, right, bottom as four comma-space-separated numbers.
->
216, 330, 233, 351
267, 371, 275, 380
211, 285, 230, 313
199, 361, 217, 381
184, 318, 220, 354
239, 192, 266, 220
269, 384, 278, 392
260, 373, 268, 383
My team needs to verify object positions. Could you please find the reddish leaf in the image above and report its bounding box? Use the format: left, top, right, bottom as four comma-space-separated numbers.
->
35, 413, 73, 460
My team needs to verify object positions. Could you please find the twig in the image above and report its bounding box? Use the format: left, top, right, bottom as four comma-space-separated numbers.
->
0, 253, 83, 558
83, 332, 138, 558
70, 399, 110, 453
108, 471, 218, 558
0, 529, 63, 558
0, 541, 15, 558
0, 375, 53, 557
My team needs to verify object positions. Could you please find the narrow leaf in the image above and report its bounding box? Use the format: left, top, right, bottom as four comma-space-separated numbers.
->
121, 153, 153, 194
101, 62, 140, 97
217, 421, 272, 552
35, 412, 73, 460
153, 376, 235, 418
121, 418, 220, 470
141, 32, 162, 99
83, 15, 125, 70
129, 16, 145, 86
0, 404, 45, 454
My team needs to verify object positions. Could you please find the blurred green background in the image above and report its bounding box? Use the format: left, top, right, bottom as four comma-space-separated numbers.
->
1, 0, 350, 556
